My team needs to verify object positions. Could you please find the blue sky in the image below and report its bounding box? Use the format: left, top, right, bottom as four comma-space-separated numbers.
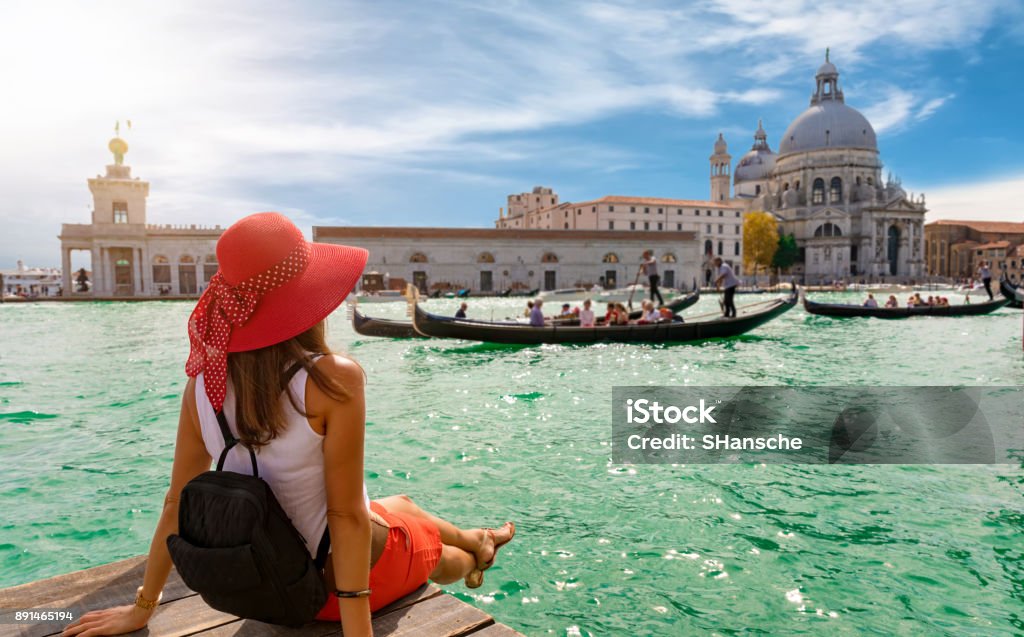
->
2, 0, 1023, 268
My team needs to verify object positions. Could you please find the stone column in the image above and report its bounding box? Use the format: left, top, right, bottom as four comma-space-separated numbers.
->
61, 248, 72, 296
170, 256, 180, 296
94, 246, 105, 296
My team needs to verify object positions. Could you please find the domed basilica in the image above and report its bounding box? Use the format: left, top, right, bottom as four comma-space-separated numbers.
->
712, 54, 927, 282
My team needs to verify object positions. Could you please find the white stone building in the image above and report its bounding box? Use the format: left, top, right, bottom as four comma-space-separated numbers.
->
59, 137, 223, 297
726, 54, 928, 283
313, 226, 700, 293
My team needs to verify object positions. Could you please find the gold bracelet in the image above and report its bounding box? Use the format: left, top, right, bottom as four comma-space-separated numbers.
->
135, 586, 162, 611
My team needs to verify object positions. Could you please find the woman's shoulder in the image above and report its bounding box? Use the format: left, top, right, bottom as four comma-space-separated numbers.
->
311, 353, 365, 387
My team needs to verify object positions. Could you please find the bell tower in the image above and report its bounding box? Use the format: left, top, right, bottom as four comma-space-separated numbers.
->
88, 122, 149, 225
709, 133, 731, 202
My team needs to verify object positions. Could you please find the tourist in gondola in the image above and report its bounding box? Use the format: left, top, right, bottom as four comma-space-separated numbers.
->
523, 300, 534, 318
529, 299, 546, 326
863, 294, 878, 308
713, 257, 738, 318
978, 260, 994, 300
614, 303, 630, 325
557, 303, 575, 319
885, 295, 899, 308
455, 302, 468, 319
641, 251, 665, 306
579, 299, 595, 327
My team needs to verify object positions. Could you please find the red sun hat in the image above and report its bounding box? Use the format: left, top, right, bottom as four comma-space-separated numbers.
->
185, 212, 367, 411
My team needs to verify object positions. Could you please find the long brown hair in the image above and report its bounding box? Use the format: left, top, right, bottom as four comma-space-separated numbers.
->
226, 321, 351, 449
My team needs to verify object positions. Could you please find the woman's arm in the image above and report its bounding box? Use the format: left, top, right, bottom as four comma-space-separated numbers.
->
313, 355, 373, 637
63, 379, 212, 637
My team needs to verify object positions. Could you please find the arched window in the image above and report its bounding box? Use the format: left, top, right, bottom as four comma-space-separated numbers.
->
541, 252, 559, 264
477, 252, 495, 263
717, 241, 723, 255
830, 177, 842, 203
704, 239, 713, 256
602, 253, 619, 264
783, 182, 790, 191
179, 254, 195, 264
409, 252, 428, 263
814, 222, 842, 237
812, 178, 825, 204
661, 253, 677, 263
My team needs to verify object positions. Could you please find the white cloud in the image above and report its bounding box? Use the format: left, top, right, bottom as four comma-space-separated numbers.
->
916, 94, 956, 121
0, 0, 1012, 267
924, 174, 1024, 223
862, 88, 955, 134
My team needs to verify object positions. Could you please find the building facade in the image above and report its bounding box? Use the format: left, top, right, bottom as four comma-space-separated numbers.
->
924, 219, 1024, 281
313, 226, 700, 293
59, 136, 223, 297
726, 54, 928, 283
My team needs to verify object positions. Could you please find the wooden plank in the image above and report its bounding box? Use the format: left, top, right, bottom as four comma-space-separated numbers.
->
195, 584, 445, 637
465, 623, 526, 636
0, 558, 196, 637
371, 594, 494, 637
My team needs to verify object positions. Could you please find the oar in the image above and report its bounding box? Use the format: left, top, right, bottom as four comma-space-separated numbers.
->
626, 263, 643, 311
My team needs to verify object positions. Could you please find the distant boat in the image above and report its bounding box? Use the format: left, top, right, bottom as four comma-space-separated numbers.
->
352, 289, 408, 303
539, 287, 593, 302
802, 295, 1009, 318
596, 284, 680, 304
410, 288, 797, 345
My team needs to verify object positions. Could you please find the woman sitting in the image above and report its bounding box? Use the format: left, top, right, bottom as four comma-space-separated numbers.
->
65, 213, 514, 637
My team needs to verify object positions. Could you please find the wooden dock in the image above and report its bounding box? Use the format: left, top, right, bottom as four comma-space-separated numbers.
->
0, 557, 524, 637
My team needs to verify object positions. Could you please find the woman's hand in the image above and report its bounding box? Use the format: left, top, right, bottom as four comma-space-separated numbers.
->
61, 604, 153, 637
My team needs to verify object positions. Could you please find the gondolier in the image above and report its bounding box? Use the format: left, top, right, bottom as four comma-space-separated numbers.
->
978, 261, 993, 300
641, 251, 665, 306
714, 257, 738, 318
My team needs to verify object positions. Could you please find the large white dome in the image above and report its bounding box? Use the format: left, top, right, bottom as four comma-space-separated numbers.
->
779, 100, 877, 155
778, 55, 877, 156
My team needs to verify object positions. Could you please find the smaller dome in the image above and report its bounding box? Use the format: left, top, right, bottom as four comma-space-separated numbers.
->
734, 150, 776, 183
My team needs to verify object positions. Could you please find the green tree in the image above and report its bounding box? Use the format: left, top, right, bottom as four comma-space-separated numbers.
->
742, 211, 779, 284
772, 233, 798, 272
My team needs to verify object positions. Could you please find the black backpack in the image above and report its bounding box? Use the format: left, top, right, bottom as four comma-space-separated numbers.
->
167, 397, 331, 626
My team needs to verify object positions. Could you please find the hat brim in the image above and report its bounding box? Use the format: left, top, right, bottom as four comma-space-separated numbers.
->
226, 241, 368, 352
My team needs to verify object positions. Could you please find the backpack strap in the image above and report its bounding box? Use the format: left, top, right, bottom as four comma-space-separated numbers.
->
313, 527, 331, 570
212, 359, 308, 478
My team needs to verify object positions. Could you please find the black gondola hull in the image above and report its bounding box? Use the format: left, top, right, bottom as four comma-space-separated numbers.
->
999, 278, 1023, 309
412, 292, 797, 345
352, 308, 424, 338
803, 296, 1009, 318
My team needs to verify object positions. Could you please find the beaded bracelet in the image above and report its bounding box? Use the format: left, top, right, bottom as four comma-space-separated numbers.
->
334, 589, 372, 598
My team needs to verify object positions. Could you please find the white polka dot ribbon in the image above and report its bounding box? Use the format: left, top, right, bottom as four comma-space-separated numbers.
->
185, 242, 311, 411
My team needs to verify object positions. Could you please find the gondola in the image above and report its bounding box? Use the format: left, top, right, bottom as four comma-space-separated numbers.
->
802, 294, 1009, 318
1000, 278, 1023, 309
411, 288, 798, 345
351, 306, 424, 339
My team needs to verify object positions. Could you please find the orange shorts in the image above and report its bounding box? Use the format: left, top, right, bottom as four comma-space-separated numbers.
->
316, 501, 443, 619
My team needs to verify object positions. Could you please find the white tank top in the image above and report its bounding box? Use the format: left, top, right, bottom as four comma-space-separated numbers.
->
195, 360, 370, 558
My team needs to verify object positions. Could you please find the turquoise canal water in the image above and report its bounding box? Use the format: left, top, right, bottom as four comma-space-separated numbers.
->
1, 294, 1022, 635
